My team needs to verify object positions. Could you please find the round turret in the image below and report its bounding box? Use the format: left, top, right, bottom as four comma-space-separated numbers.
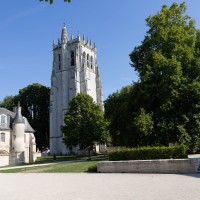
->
13, 105, 25, 153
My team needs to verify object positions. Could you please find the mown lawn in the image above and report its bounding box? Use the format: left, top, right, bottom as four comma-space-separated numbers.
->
34, 154, 107, 164
34, 155, 77, 164
0, 155, 108, 173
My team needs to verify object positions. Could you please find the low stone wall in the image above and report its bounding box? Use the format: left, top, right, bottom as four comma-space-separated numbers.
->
97, 158, 200, 174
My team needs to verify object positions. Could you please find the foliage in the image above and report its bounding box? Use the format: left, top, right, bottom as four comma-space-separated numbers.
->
105, 2, 200, 153
17, 83, 50, 151
0, 96, 16, 111
87, 164, 97, 173
109, 145, 187, 161
39, 0, 71, 4
0, 83, 50, 151
104, 85, 135, 146
62, 93, 109, 155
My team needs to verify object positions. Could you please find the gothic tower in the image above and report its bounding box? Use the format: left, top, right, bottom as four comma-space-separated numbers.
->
50, 24, 103, 155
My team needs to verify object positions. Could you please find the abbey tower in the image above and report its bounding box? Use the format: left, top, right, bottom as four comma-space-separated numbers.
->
50, 24, 103, 155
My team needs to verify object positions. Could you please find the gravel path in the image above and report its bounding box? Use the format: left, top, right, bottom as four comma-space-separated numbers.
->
0, 173, 199, 200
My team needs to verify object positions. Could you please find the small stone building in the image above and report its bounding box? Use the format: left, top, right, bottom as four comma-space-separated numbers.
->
0, 105, 37, 166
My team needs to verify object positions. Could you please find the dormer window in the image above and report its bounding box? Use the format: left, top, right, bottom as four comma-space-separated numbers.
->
0, 115, 7, 124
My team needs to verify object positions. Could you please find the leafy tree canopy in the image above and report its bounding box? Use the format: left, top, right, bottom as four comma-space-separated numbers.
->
105, 2, 200, 153
62, 93, 109, 156
0, 83, 50, 151
129, 2, 200, 152
104, 85, 135, 146
0, 96, 16, 111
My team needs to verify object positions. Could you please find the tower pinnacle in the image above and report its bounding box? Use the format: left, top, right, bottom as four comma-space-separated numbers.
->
61, 23, 68, 44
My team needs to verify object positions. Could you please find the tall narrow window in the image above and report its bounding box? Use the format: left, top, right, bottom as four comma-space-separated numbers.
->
91, 56, 93, 69
87, 54, 89, 68
0, 133, 5, 142
24, 134, 26, 143
71, 51, 75, 66
82, 52, 86, 68
58, 54, 61, 70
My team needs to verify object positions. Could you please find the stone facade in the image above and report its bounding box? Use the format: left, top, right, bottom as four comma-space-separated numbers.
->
0, 106, 37, 166
97, 159, 200, 174
50, 24, 103, 155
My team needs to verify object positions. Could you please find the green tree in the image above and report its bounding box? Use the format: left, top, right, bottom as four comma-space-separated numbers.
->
0, 83, 50, 151
62, 93, 108, 156
129, 2, 200, 152
132, 108, 154, 146
104, 85, 135, 147
0, 96, 16, 111
39, 0, 71, 4
16, 83, 50, 151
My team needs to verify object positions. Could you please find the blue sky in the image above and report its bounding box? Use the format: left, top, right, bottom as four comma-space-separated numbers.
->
0, 0, 200, 102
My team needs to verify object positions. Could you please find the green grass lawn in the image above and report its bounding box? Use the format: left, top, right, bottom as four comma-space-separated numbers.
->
0, 155, 108, 173
0, 160, 99, 173
34, 154, 107, 164
34, 155, 77, 164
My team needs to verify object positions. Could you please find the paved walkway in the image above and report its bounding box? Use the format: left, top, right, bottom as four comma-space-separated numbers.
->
0, 155, 200, 199
0, 173, 200, 200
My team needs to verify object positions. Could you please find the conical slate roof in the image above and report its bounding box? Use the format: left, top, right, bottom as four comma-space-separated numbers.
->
0, 106, 35, 132
13, 106, 24, 124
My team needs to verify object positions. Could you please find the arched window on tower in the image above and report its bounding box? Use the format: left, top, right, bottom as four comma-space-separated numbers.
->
71, 51, 75, 66
82, 52, 86, 68
58, 54, 61, 70
87, 54, 89, 68
91, 56, 93, 69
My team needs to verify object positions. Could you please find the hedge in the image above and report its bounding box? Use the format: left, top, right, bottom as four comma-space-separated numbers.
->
109, 145, 187, 161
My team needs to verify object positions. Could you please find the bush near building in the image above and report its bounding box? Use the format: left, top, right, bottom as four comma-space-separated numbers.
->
109, 145, 187, 161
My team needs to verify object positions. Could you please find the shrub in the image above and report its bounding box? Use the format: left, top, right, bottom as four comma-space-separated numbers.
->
87, 165, 97, 172
109, 145, 187, 161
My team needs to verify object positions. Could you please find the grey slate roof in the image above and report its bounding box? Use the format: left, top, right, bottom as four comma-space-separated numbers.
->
24, 118, 35, 133
0, 107, 35, 133
0, 108, 15, 117
13, 107, 24, 124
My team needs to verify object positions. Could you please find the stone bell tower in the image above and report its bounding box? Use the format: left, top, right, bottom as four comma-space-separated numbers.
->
50, 23, 103, 155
